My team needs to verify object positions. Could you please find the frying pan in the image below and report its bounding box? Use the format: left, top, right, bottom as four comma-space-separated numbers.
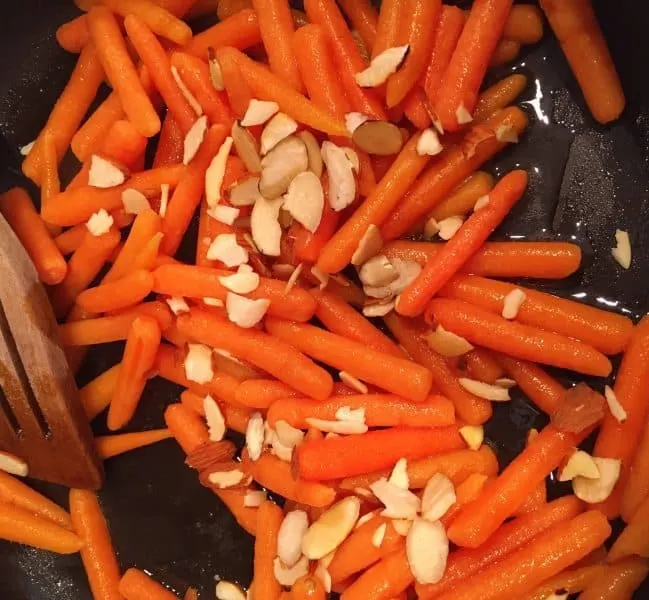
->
1, 0, 648, 598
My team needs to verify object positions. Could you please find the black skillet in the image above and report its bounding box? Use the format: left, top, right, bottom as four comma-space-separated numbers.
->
1, 1, 648, 598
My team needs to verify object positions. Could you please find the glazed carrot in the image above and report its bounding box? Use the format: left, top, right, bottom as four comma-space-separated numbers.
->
423, 5, 466, 108
575, 558, 649, 600
293, 203, 340, 264
177, 312, 333, 400
164, 403, 210, 455
381, 107, 528, 240
153, 264, 317, 322
503, 4, 544, 44
266, 317, 433, 402
372, 0, 405, 58
181, 389, 252, 434
50, 229, 121, 318
441, 472, 490, 528
253, 0, 303, 92
337, 0, 377, 49
54, 226, 91, 256
398, 170, 528, 316
295, 426, 464, 481
402, 87, 433, 129
523, 565, 607, 600
216, 46, 253, 120
80, 364, 121, 421
489, 39, 520, 67
69, 489, 122, 600
291, 575, 327, 600
293, 25, 351, 118
124, 15, 197, 134
161, 125, 229, 255
426, 298, 612, 377
593, 316, 649, 517
185, 9, 261, 57
0, 187, 67, 285
311, 289, 404, 357
87, 7, 160, 137
540, 0, 625, 124
235, 379, 300, 409
22, 44, 104, 184
56, 14, 90, 53
156, 0, 205, 18
119, 568, 178, 600
473, 74, 529, 121
621, 417, 649, 522
253, 501, 283, 600
102, 0, 193, 46
241, 451, 336, 507
214, 488, 258, 535
154, 113, 185, 167
304, 0, 386, 119
76, 270, 154, 314
429, 172, 495, 221
170, 52, 233, 127
383, 240, 582, 279
0, 502, 82, 554
384, 313, 492, 425
96, 429, 173, 459
465, 348, 505, 384
515, 479, 547, 516
434, 0, 515, 132
440, 275, 633, 355
341, 548, 413, 600
609, 494, 649, 562
71, 93, 125, 162
40, 131, 61, 223
386, 0, 441, 108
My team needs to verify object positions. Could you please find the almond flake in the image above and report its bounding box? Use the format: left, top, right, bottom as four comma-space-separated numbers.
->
226, 293, 270, 329
165, 296, 190, 315
245, 412, 265, 461
352, 121, 403, 156
369, 477, 420, 519
335, 406, 366, 423
612, 229, 631, 269
207, 47, 224, 91
474, 194, 490, 211
345, 112, 370, 134
362, 300, 395, 318
171, 65, 203, 116
495, 124, 519, 143
122, 188, 151, 215
184, 343, 214, 385
232, 121, 262, 173
455, 104, 473, 125
406, 518, 449, 585
284, 263, 304, 295
183, 115, 208, 164
572, 457, 621, 503
392, 519, 412, 536
388, 458, 409, 490
459, 425, 484, 451
20, 140, 35, 156
203, 297, 224, 308
215, 581, 246, 600
206, 233, 249, 267
351, 224, 383, 266
433, 118, 445, 135
208, 204, 240, 226
364, 258, 422, 300
305, 417, 368, 435
219, 267, 260, 294
261, 113, 298, 155
88, 155, 125, 188
241, 99, 280, 127
243, 490, 267, 508
437, 216, 464, 240
278, 510, 309, 567
495, 378, 517, 389
208, 469, 246, 488
205, 136, 234, 207
423, 217, 440, 239
230, 176, 262, 207
270, 435, 294, 462
302, 496, 361, 559
558, 450, 601, 482
314, 564, 332, 593
359, 255, 398, 287
339, 371, 369, 394
342, 147, 361, 172
204, 395, 226, 442
502, 288, 526, 320
283, 171, 324, 233
251, 196, 283, 256
416, 129, 443, 156
159, 183, 170, 217
275, 420, 305, 448
0, 451, 28, 477
372, 523, 387, 548
311, 265, 329, 290
321, 141, 356, 212
273, 555, 309, 586
459, 378, 511, 402
425, 325, 474, 357
260, 136, 309, 200
355, 510, 379, 529
86, 209, 114, 236
355, 45, 409, 87
421, 474, 456, 522
604, 385, 627, 423
298, 130, 323, 178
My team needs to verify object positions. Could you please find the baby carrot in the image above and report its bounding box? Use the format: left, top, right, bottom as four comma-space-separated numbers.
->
253, 501, 283, 600
40, 130, 61, 220
426, 298, 612, 377
76, 270, 154, 314
69, 489, 122, 600
80, 364, 121, 421
429, 171, 495, 221
154, 113, 185, 167
473, 73, 529, 121
489, 39, 521, 67
184, 9, 261, 57
372, 0, 406, 58
293, 202, 340, 264
56, 14, 90, 53
579, 557, 649, 600
609, 494, 649, 562
96, 429, 173, 459
341, 548, 413, 600
540, 0, 625, 124
180, 390, 252, 435
164, 403, 210, 455
621, 417, 649, 522
216, 46, 253, 120
503, 4, 544, 44
336, 0, 378, 49
213, 489, 258, 535
441, 472, 490, 528
465, 348, 505, 384
523, 565, 607, 600
71, 93, 125, 162
291, 575, 327, 600
119, 568, 178, 600
235, 379, 299, 409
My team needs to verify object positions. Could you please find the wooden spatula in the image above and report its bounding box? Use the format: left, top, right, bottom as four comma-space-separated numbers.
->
0, 213, 103, 489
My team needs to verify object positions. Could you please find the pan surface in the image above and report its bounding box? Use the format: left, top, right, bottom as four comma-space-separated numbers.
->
1, 0, 648, 597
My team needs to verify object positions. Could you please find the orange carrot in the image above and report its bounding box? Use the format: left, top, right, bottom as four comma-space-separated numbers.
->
40, 130, 61, 221
80, 364, 121, 421
426, 298, 612, 377
69, 489, 122, 600
56, 14, 90, 53
291, 575, 327, 600
96, 429, 173, 459
608, 494, 649, 562
293, 201, 340, 264
441, 472, 490, 528
119, 568, 178, 600
71, 93, 125, 162
216, 46, 253, 120
398, 170, 528, 316
87, 7, 160, 137
503, 4, 544, 44
341, 548, 413, 600
180, 390, 252, 434
54, 226, 92, 256
489, 39, 521, 67
253, 501, 283, 600
211, 488, 258, 535
465, 348, 505, 384
75, 270, 154, 314
429, 171, 495, 221
621, 417, 649, 522
579, 557, 649, 600
0, 187, 67, 285
185, 9, 261, 57
523, 565, 607, 600
164, 403, 210, 455
473, 74, 529, 121
154, 113, 185, 167
515, 478, 547, 516
372, 0, 406, 58
336, 0, 377, 50
381, 107, 528, 240
540, 0, 625, 124
593, 315, 649, 518
384, 313, 492, 426
236, 380, 300, 411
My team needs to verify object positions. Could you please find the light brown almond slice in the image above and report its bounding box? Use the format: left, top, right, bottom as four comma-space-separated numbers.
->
261, 113, 298, 155
86, 209, 114, 236
165, 297, 190, 316
207, 469, 246, 488
369, 478, 420, 519
437, 216, 464, 240
230, 176, 263, 207
275, 420, 305, 448
345, 112, 370, 134
205, 136, 234, 207
364, 258, 422, 299
502, 288, 526, 320
88, 155, 125, 188
241, 99, 280, 127
421, 474, 456, 522
171, 65, 203, 116
339, 371, 368, 394
321, 141, 356, 211
284, 262, 304, 295
458, 378, 511, 402
388, 458, 409, 490
260, 136, 309, 200
474, 194, 490, 211
359, 255, 398, 287
215, 581, 246, 600
351, 224, 383, 266
495, 378, 517, 389
226, 293, 270, 328
183, 115, 208, 165
273, 555, 310, 586
207, 47, 224, 91
612, 229, 632, 269
372, 523, 387, 548
362, 300, 395, 318
459, 425, 484, 451
305, 417, 368, 435
206, 233, 249, 267
243, 490, 267, 508
425, 326, 474, 357
355, 45, 409, 87
283, 171, 324, 233
416, 129, 443, 156
184, 343, 214, 385
232, 121, 262, 174
122, 188, 151, 215
406, 519, 449, 585
278, 510, 309, 567
392, 519, 412, 536
302, 496, 361, 559
572, 457, 621, 503
159, 183, 170, 217
495, 124, 519, 143
204, 395, 226, 442
251, 195, 283, 256
559, 450, 601, 482
355, 510, 379, 529
314, 564, 332, 593
352, 120, 403, 156
604, 385, 627, 423
297, 130, 323, 178
20, 140, 35, 156
203, 297, 224, 308
0, 451, 28, 477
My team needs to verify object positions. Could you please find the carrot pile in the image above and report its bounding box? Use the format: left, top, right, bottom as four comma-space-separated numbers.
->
0, 0, 643, 598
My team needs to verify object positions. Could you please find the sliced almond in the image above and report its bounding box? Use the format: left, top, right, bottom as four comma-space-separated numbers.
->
502, 288, 526, 320
219, 267, 260, 294
342, 147, 360, 173
495, 378, 517, 389
86, 209, 114, 236
345, 112, 370, 135
495, 124, 519, 143
184, 343, 214, 385
339, 371, 369, 395
205, 136, 234, 207
278, 510, 309, 567
302, 496, 361, 559
270, 434, 294, 463
392, 519, 412, 536
203, 297, 224, 308
88, 155, 125, 188
421, 474, 456, 522
459, 425, 484, 451
20, 140, 35, 156
612, 229, 632, 269
230, 176, 263, 208
261, 113, 298, 155
314, 563, 332, 593
388, 458, 409, 490
455, 104, 473, 125
572, 457, 621, 503
416, 129, 443, 156
275, 420, 305, 448
284, 262, 304, 295
121, 188, 151, 215
215, 581, 246, 600
226, 293, 270, 329
474, 194, 490, 211
425, 325, 474, 357
311, 265, 329, 290
206, 233, 249, 267
159, 183, 170, 217
208, 204, 240, 226
369, 477, 420, 519
321, 141, 356, 212
165, 296, 190, 316
232, 121, 262, 173
351, 224, 383, 266
204, 395, 226, 442
0, 451, 28, 477
359, 255, 398, 287
372, 523, 387, 548
355, 45, 409, 87
171, 65, 202, 116
241, 99, 280, 127
251, 196, 283, 256
559, 450, 601, 482
362, 300, 395, 318
207, 47, 224, 91
458, 378, 511, 402
243, 490, 267, 508
273, 555, 309, 587
208, 469, 246, 488
245, 412, 265, 461
437, 216, 464, 240
305, 417, 368, 435
260, 135, 309, 200
423, 217, 440, 239
335, 406, 366, 423
352, 120, 403, 156
282, 171, 324, 233
406, 518, 449, 585
183, 115, 208, 165
297, 130, 323, 178
604, 385, 627, 423
364, 258, 421, 300
355, 509, 379, 529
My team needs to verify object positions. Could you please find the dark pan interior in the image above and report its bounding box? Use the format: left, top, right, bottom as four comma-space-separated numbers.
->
1, 1, 649, 598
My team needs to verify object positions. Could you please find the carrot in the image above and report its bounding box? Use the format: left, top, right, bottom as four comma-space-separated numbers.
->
75, 270, 154, 315
252, 501, 283, 600
181, 389, 252, 434
398, 170, 528, 316
465, 348, 505, 384
426, 298, 612, 377
56, 14, 90, 53
213, 488, 258, 536
593, 315, 649, 517
441, 472, 489, 528
69, 489, 122, 600
372, 0, 406, 58
384, 313, 492, 426
381, 107, 528, 240
295, 426, 464, 481
609, 494, 649, 562
515, 478, 547, 516
241, 451, 336, 507
80, 364, 121, 421
40, 131, 61, 224
184, 9, 261, 57
71, 93, 125, 162
428, 171, 495, 221
119, 568, 178, 600
124, 14, 197, 134
503, 4, 544, 44
341, 548, 413, 600
336, 0, 377, 50
316, 134, 431, 274
96, 429, 173, 459
578, 557, 649, 600
265, 317, 433, 402
434, 0, 515, 132
304, 0, 386, 120
0, 502, 82, 554
473, 74, 529, 121
55, 226, 92, 256
87, 7, 160, 138
293, 201, 340, 264
489, 39, 520, 67
622, 417, 649, 522
177, 312, 333, 400
291, 575, 327, 600
540, 0, 625, 124
423, 5, 466, 108
216, 46, 253, 120
523, 565, 607, 600
154, 113, 185, 167
236, 380, 299, 410
386, 0, 441, 108
164, 403, 210, 455
0, 187, 67, 285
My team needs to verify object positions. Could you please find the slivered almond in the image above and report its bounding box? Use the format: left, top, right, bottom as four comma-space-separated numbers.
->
241, 99, 279, 127
458, 378, 511, 402
243, 490, 267, 508
311, 265, 329, 290
421, 474, 456, 522
230, 176, 262, 207
273, 555, 309, 586
559, 450, 601, 482
261, 113, 298, 155
612, 229, 632, 269
392, 519, 412, 536
122, 188, 151, 215
275, 420, 305, 448
0, 451, 28, 477
215, 581, 246, 600
335, 406, 366, 423
355, 510, 379, 529
474, 194, 490, 211
495, 124, 518, 143
283, 171, 324, 233
302, 496, 361, 559
339, 371, 368, 394
359, 255, 398, 287
388, 458, 409, 490
232, 121, 262, 173
321, 141, 356, 211
203, 297, 224, 307
245, 412, 265, 461
364, 258, 422, 300
171, 65, 202, 116
423, 217, 440, 239
88, 155, 125, 188
362, 300, 395, 318
207, 47, 224, 91
369, 478, 420, 519
572, 457, 621, 503
314, 564, 332, 593
183, 115, 208, 164
372, 523, 387, 548
251, 196, 283, 256
455, 104, 473, 125
208, 204, 240, 225
159, 183, 170, 217
270, 434, 294, 463
219, 267, 260, 294
86, 209, 114, 236
184, 343, 214, 385
345, 112, 370, 135
355, 45, 409, 87
604, 385, 627, 423
298, 130, 323, 178
284, 263, 304, 295
495, 378, 517, 389
204, 395, 226, 442
406, 519, 449, 585
260, 135, 309, 200
352, 120, 403, 156
206, 233, 249, 267
226, 293, 270, 328
20, 140, 35, 156
416, 129, 443, 156
459, 425, 484, 451
437, 216, 464, 240
502, 288, 526, 319
205, 136, 234, 207
351, 224, 383, 266
166, 297, 190, 316
208, 469, 246, 488
425, 326, 474, 357
305, 417, 368, 435
278, 510, 309, 567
